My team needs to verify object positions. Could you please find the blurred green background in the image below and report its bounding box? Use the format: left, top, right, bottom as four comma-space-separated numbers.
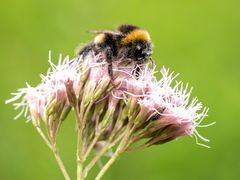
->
1, 0, 240, 179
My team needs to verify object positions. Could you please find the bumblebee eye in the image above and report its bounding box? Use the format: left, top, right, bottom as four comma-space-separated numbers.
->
136, 45, 141, 50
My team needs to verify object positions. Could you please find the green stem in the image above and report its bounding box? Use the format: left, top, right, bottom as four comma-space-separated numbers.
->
35, 126, 71, 180
74, 106, 84, 180
95, 149, 121, 180
83, 131, 102, 161
83, 131, 125, 178
52, 144, 71, 180
36, 126, 52, 149
83, 105, 116, 162
83, 104, 127, 177
77, 130, 84, 180
95, 124, 136, 180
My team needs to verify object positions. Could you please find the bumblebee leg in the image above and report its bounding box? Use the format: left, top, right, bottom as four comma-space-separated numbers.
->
105, 47, 114, 78
106, 62, 118, 88
107, 63, 113, 77
133, 64, 141, 79
105, 47, 117, 87
78, 43, 95, 58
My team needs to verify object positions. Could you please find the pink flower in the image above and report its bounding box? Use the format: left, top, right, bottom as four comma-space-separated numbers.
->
42, 52, 81, 103
123, 66, 211, 147
25, 85, 46, 123
6, 52, 81, 123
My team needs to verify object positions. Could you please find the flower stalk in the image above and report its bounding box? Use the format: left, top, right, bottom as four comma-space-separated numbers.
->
6, 52, 213, 180
35, 125, 71, 180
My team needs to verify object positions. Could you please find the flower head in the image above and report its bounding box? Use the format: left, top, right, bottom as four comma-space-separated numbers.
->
6, 52, 81, 124
123, 66, 211, 147
6, 51, 213, 158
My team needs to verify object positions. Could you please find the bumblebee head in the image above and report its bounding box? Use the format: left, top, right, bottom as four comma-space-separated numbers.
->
118, 25, 153, 62
93, 33, 106, 44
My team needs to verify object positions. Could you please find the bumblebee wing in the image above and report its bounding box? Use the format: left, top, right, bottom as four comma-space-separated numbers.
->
117, 24, 140, 34
89, 30, 122, 36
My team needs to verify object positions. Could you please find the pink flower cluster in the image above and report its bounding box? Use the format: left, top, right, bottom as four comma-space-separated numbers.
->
6, 52, 212, 149
6, 52, 81, 125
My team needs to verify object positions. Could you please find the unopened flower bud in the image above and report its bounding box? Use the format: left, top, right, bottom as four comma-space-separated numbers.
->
93, 77, 111, 101
66, 79, 77, 107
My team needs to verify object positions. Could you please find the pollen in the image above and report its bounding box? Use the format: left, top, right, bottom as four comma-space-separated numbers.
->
94, 33, 105, 44
121, 29, 151, 45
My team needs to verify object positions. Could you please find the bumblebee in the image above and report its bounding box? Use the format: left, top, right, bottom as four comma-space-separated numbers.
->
77, 24, 153, 78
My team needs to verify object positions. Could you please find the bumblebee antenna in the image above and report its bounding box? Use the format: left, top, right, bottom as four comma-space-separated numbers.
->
149, 57, 155, 69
